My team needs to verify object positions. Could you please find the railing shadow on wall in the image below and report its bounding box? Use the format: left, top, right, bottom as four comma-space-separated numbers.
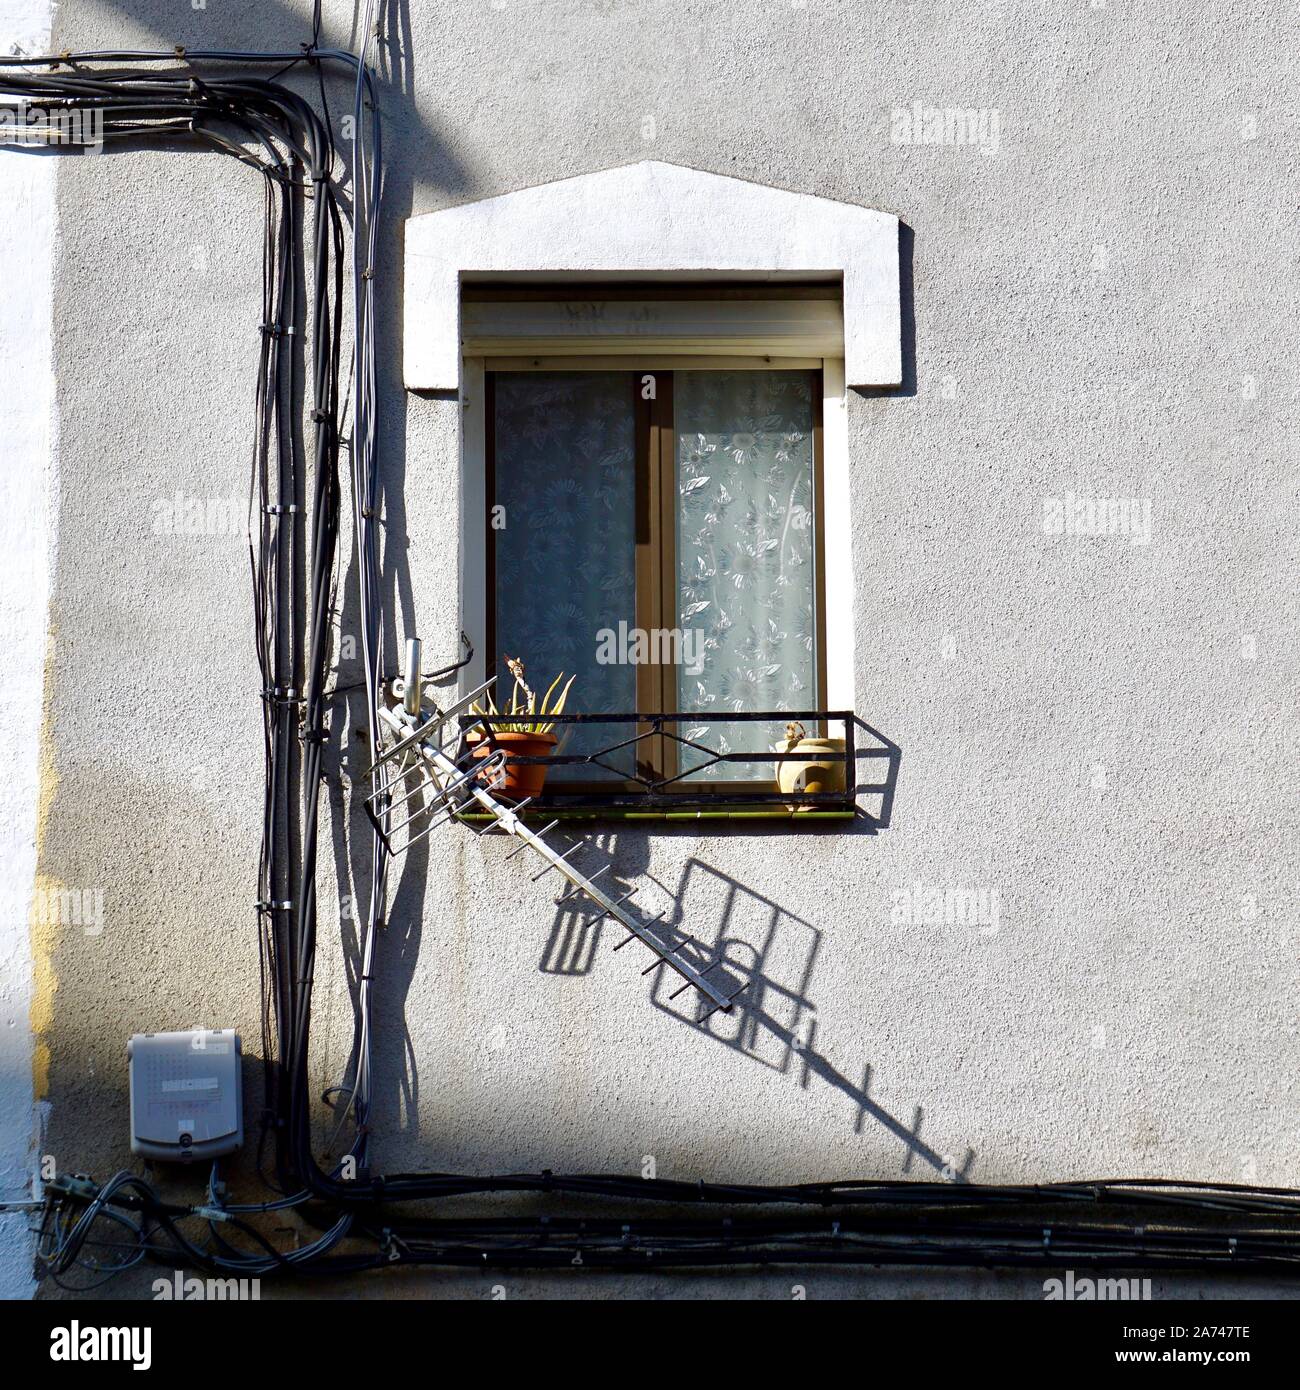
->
538, 846, 974, 1183
341, 706, 904, 1146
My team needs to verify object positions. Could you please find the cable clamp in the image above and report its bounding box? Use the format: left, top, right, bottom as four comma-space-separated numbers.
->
311, 409, 330, 423
261, 686, 301, 706
260, 322, 296, 338
361, 267, 375, 281
263, 503, 299, 516
255, 899, 294, 912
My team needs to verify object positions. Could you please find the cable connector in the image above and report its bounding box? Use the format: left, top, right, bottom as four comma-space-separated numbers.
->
46, 1173, 100, 1203
192, 1205, 230, 1224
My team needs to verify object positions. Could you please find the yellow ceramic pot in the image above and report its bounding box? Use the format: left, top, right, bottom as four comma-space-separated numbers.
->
774, 735, 847, 811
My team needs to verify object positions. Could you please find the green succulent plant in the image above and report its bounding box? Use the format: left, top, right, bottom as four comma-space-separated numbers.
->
470, 655, 576, 736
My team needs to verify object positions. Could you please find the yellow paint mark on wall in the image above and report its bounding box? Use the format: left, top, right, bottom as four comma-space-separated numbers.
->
27, 637, 60, 1101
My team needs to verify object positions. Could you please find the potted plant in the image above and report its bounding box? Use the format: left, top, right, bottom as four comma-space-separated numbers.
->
774, 720, 847, 812
468, 655, 576, 799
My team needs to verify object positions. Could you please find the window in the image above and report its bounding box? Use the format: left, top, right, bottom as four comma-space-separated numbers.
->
485, 364, 826, 787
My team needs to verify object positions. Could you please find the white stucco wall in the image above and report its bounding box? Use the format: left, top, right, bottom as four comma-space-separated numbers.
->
15, 0, 1300, 1301
0, 0, 54, 1303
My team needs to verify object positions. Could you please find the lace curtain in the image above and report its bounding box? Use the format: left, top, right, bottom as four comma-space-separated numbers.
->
674, 370, 817, 779
492, 368, 818, 786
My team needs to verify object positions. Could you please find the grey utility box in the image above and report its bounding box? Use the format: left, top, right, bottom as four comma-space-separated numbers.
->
128, 1029, 243, 1162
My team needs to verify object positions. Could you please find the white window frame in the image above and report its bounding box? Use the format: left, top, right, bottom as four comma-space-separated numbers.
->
404, 161, 904, 719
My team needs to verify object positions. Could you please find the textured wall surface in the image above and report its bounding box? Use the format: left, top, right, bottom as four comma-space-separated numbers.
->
0, 0, 53, 1305
25, 0, 1299, 1298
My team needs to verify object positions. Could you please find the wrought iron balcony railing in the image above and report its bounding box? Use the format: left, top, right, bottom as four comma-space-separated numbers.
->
453, 709, 898, 820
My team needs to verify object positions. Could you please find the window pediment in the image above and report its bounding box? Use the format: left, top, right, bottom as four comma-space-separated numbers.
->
403, 161, 900, 391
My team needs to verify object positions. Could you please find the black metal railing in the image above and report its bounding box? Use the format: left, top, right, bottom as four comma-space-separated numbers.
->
455, 710, 869, 812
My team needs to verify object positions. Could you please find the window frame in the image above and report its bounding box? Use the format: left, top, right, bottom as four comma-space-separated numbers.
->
483, 361, 828, 793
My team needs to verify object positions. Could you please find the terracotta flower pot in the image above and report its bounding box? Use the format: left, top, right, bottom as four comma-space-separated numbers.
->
470, 729, 558, 799
774, 735, 847, 811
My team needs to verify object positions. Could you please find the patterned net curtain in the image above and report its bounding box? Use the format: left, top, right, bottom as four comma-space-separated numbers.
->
492, 368, 818, 787
492, 372, 636, 779
674, 370, 818, 780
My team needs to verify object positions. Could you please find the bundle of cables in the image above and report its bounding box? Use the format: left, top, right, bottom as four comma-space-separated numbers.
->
0, 27, 386, 1281
4, 28, 1299, 1286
